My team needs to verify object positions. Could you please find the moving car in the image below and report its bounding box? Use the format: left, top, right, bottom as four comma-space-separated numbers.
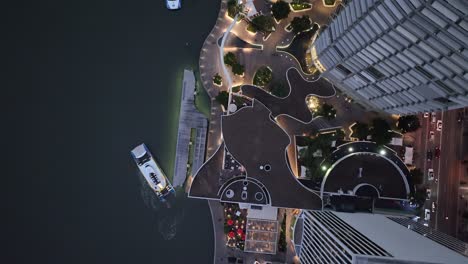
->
458, 111, 464, 123
424, 112, 429, 118
428, 168, 434, 180
427, 150, 433, 161
432, 201, 436, 212
436, 120, 442, 131
429, 131, 434, 141
425, 209, 431, 221
426, 189, 431, 200
431, 112, 437, 123
434, 146, 440, 158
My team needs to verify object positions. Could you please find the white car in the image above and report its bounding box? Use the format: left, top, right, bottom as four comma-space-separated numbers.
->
431, 112, 437, 123
436, 120, 442, 131
428, 168, 434, 181
424, 209, 431, 221
432, 202, 436, 212
166, 0, 181, 10
423, 112, 429, 118
426, 188, 431, 200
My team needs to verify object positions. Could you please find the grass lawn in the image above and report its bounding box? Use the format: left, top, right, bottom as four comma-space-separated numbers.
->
186, 128, 197, 177
194, 70, 211, 119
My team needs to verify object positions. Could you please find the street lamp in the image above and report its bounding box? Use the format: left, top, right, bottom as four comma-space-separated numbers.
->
379, 149, 386, 155
348, 147, 354, 152
321, 165, 327, 171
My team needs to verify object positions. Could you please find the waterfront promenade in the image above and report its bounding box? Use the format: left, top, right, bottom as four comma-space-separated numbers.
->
173, 69, 208, 187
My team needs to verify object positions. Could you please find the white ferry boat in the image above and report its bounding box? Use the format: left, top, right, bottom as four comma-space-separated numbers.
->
131, 143, 175, 201
166, 0, 181, 10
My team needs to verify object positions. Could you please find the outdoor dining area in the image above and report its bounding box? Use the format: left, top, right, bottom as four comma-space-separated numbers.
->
224, 203, 248, 250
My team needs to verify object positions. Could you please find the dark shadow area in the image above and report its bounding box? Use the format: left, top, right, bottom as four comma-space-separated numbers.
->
277, 24, 319, 74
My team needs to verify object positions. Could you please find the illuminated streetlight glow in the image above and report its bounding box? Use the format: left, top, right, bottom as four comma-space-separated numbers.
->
348, 147, 353, 152
379, 149, 386, 155
321, 165, 327, 171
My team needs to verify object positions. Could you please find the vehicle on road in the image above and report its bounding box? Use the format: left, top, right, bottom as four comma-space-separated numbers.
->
429, 131, 434, 141
436, 120, 442, 131
424, 112, 429, 118
426, 189, 431, 200
428, 168, 434, 180
432, 201, 436, 212
427, 150, 433, 161
434, 147, 440, 159
458, 111, 464, 123
424, 209, 431, 221
431, 112, 437, 123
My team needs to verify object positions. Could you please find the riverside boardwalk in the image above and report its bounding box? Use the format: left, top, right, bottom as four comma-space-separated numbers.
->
172, 69, 208, 187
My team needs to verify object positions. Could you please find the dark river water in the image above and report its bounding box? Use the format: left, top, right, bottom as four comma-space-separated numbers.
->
4, 1, 218, 263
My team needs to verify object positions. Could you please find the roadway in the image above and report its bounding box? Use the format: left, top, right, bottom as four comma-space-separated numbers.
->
414, 109, 466, 237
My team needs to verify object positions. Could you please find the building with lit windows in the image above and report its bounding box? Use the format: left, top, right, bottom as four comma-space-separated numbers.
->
295, 211, 468, 264
311, 0, 468, 114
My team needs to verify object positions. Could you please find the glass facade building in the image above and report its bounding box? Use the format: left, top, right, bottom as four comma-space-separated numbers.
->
312, 0, 468, 114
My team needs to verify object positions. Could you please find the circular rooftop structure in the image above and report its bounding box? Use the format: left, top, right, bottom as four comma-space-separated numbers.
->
321, 142, 410, 200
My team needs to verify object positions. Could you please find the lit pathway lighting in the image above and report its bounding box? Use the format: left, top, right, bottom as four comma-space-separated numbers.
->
379, 149, 386, 155
321, 165, 327, 171
348, 147, 354, 152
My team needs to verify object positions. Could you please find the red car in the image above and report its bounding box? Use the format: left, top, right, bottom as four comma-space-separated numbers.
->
434, 147, 440, 158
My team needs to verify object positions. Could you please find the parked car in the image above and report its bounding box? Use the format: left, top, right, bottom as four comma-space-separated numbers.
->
424, 112, 429, 118
431, 112, 437, 123
425, 209, 431, 221
426, 189, 432, 200
429, 131, 434, 141
434, 147, 440, 158
427, 150, 433, 161
436, 120, 442, 131
428, 168, 434, 180
432, 202, 436, 212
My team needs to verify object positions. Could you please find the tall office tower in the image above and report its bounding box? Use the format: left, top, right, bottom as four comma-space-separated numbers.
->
311, 0, 468, 114
296, 211, 468, 264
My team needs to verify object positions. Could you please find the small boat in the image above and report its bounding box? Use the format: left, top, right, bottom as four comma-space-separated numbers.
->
166, 0, 181, 10
131, 143, 175, 201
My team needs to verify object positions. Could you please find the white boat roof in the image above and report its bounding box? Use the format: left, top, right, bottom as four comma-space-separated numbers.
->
131, 144, 147, 159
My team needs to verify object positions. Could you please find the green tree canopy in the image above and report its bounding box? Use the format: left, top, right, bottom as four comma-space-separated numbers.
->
271, 1, 291, 21
290, 15, 312, 34
352, 122, 369, 140
224, 52, 237, 67
270, 81, 289, 97
397, 115, 421, 133
370, 118, 392, 145
227, 0, 243, 18
216, 91, 229, 109
317, 103, 336, 120
251, 15, 276, 33
253, 66, 273, 87
231, 63, 245, 76
213, 73, 222, 85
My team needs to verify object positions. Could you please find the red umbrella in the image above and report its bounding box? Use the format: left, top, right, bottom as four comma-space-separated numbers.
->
237, 228, 244, 235
227, 219, 234, 226
241, 233, 246, 240
228, 231, 235, 238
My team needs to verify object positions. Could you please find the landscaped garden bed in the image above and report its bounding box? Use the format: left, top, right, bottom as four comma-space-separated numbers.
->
253, 66, 273, 87
323, 0, 336, 7
290, 0, 312, 11
213, 73, 222, 86
223, 203, 247, 250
